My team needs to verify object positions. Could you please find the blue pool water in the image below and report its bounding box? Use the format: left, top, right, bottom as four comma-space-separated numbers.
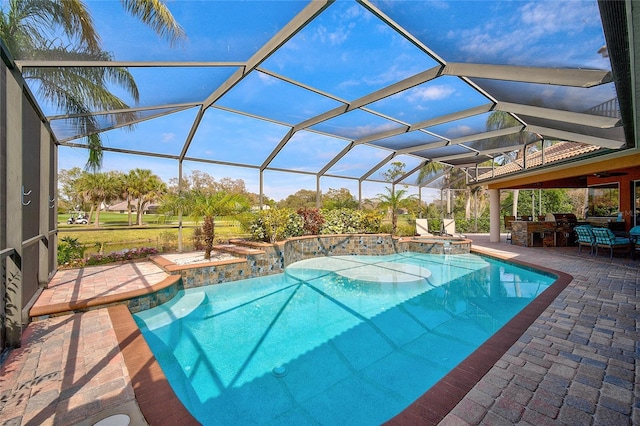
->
134, 252, 556, 425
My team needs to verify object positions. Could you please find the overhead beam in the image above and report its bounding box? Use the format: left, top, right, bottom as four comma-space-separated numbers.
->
202, 1, 332, 109
261, 128, 296, 170
256, 67, 347, 103
292, 65, 442, 133
179, 106, 205, 161
360, 0, 446, 65
417, 166, 452, 188
16, 60, 245, 68
495, 102, 621, 128
525, 125, 625, 149
317, 141, 355, 176
359, 152, 396, 182
349, 66, 442, 110
443, 62, 613, 87
409, 103, 494, 131
395, 139, 449, 155
394, 161, 427, 185
354, 125, 411, 145
352, 104, 493, 147
398, 126, 523, 154
47, 102, 200, 120
431, 143, 525, 163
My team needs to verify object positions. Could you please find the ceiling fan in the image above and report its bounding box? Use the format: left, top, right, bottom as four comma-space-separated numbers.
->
593, 171, 628, 178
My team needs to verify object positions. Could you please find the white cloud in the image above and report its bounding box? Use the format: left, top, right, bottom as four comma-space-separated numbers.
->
256, 72, 278, 86
408, 85, 456, 102
519, 1, 599, 36
454, 0, 601, 65
314, 24, 350, 46
446, 125, 473, 139
162, 132, 176, 143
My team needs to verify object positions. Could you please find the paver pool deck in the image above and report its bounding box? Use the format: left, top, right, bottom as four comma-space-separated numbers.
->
0, 234, 638, 425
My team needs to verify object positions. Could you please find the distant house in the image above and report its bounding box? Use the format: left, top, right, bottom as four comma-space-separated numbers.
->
106, 199, 160, 214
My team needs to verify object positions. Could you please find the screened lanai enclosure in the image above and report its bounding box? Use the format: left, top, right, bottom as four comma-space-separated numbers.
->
1, 0, 638, 348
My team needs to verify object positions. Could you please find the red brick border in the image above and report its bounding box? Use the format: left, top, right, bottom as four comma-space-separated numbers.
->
108, 304, 199, 425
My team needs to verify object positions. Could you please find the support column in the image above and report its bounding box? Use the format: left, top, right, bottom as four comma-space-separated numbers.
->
259, 170, 264, 209
178, 161, 183, 252
489, 188, 500, 243
39, 127, 50, 286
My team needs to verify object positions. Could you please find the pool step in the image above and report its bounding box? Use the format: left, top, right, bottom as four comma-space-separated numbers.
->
212, 243, 265, 256
136, 291, 208, 331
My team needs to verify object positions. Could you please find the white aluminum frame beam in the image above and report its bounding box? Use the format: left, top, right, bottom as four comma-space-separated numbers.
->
443, 63, 613, 87
525, 125, 625, 149
495, 102, 621, 128
398, 126, 523, 154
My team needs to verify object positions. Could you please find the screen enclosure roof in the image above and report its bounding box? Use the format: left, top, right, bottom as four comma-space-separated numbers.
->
9, 0, 634, 189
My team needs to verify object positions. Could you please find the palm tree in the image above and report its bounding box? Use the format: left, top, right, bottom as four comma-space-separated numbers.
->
188, 191, 250, 259
121, 171, 136, 226
377, 187, 414, 236
0, 0, 185, 170
127, 169, 165, 225
139, 177, 166, 224
78, 171, 122, 227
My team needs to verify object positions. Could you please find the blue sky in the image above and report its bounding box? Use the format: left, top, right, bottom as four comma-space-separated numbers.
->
45, 0, 609, 202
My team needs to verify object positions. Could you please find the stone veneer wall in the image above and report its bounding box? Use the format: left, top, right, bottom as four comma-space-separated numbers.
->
127, 281, 181, 314
175, 234, 471, 291
131, 234, 471, 312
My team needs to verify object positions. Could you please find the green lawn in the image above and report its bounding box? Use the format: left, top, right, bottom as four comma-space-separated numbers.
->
58, 212, 248, 255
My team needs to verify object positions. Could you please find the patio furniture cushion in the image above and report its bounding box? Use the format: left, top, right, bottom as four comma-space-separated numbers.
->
591, 227, 631, 258
441, 218, 465, 238
416, 219, 433, 236
574, 225, 595, 254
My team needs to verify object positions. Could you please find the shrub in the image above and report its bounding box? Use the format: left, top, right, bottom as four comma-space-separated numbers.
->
192, 227, 205, 250
158, 230, 179, 252
360, 211, 384, 233
378, 222, 392, 234
396, 223, 416, 237
320, 209, 363, 234
297, 207, 324, 235
85, 247, 158, 266
57, 236, 85, 266
249, 208, 304, 243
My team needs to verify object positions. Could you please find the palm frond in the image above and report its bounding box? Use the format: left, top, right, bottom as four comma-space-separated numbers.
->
121, 0, 186, 46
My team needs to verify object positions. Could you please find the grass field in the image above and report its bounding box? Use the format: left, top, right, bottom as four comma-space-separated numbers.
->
57, 212, 419, 256
58, 212, 248, 255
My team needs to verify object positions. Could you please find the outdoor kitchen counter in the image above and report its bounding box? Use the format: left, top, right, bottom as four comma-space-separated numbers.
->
511, 220, 557, 247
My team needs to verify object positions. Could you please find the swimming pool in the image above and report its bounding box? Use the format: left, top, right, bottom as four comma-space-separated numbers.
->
134, 252, 556, 425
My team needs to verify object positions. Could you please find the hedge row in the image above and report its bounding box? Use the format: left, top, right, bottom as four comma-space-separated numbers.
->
246, 208, 385, 243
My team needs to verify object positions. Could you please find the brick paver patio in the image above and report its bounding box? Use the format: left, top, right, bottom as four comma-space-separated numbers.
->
0, 234, 638, 425
442, 235, 640, 425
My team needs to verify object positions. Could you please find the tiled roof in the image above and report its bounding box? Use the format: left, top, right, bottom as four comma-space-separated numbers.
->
477, 142, 601, 181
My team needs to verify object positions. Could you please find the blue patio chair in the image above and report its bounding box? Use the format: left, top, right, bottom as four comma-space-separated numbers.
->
574, 225, 595, 255
591, 227, 632, 259
629, 226, 640, 259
